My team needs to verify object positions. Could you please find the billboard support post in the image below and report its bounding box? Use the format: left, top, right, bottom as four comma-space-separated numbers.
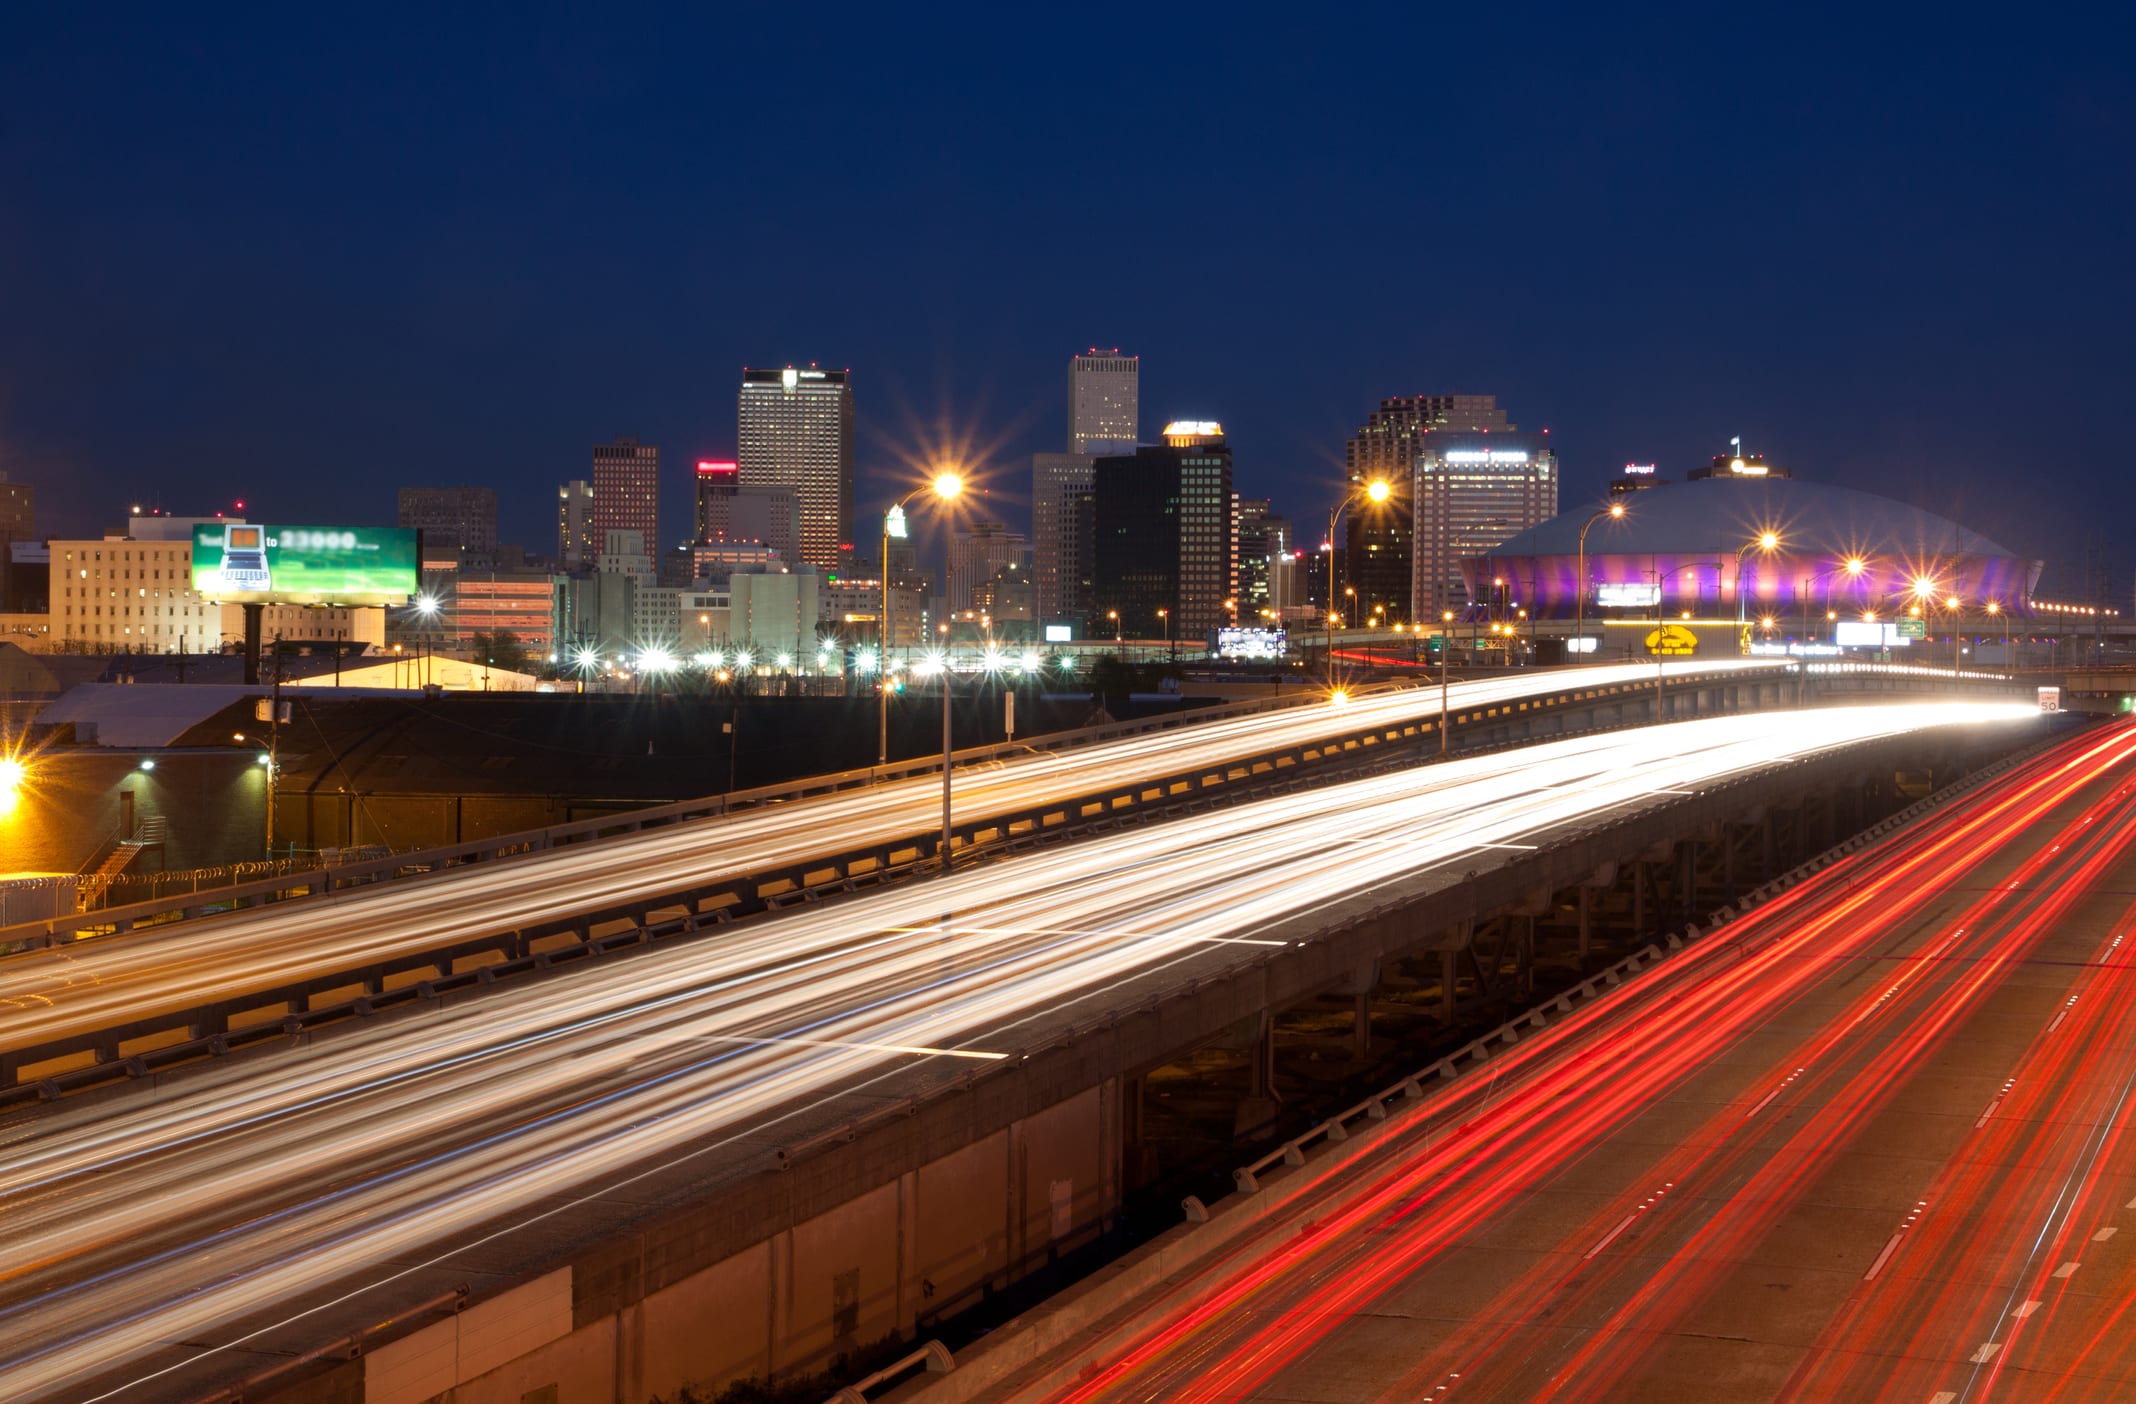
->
242, 603, 264, 686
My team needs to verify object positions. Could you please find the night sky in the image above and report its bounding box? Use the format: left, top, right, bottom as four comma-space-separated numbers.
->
4, 8, 2132, 587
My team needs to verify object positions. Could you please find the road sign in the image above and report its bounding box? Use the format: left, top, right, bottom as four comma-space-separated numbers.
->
1895, 617, 1926, 639
1645, 624, 1699, 655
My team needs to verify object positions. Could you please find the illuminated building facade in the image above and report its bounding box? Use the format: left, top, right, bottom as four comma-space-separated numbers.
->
1346, 394, 1514, 623
557, 480, 595, 570
738, 366, 853, 571
1032, 451, 1095, 624
1068, 349, 1138, 453
1410, 431, 1558, 618
1089, 428, 1235, 641
590, 436, 660, 568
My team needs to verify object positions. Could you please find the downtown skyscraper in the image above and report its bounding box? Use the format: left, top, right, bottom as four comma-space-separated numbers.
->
1068, 349, 1138, 453
1038, 349, 1139, 622
738, 365, 854, 571
1344, 394, 1515, 622
590, 436, 660, 568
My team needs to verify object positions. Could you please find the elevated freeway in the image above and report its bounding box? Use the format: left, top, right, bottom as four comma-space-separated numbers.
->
0, 657, 1937, 1100
0, 698, 2055, 1403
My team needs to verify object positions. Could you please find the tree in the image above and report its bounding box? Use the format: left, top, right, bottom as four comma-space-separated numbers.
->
470, 629, 529, 676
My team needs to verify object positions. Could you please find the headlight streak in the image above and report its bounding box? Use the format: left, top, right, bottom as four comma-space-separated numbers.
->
0, 700, 2038, 1401
0, 662, 1792, 1048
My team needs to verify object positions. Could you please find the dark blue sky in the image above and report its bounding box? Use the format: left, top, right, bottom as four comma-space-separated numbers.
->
4, 7, 2133, 585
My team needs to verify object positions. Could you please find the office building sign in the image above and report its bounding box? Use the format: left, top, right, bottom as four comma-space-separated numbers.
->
1216, 627, 1286, 660
191, 524, 419, 605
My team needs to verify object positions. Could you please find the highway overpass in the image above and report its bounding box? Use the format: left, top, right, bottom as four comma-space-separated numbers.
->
0, 692, 2053, 1404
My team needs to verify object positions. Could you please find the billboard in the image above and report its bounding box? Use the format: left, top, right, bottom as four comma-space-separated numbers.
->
1215, 627, 1286, 660
192, 524, 420, 606
1596, 582, 1661, 608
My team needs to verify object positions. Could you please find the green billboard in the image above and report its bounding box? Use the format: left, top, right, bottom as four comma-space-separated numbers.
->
191, 524, 420, 606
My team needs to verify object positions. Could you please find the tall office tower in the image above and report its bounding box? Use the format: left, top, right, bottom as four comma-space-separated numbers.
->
0, 472, 32, 611
738, 366, 854, 571
1410, 428, 1557, 619
1344, 394, 1516, 624
1089, 426, 1235, 641
590, 436, 660, 567
1032, 451, 1096, 623
558, 480, 595, 570
947, 519, 1026, 614
1068, 349, 1139, 453
1235, 498, 1295, 623
396, 486, 498, 557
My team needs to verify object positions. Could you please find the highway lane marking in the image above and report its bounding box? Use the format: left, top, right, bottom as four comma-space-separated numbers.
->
2094, 1226, 2118, 1242
1584, 1213, 1640, 1261
1746, 1087, 1782, 1118
1864, 1233, 1906, 1281
1472, 842, 1540, 851
1931, 1392, 1958, 1403
1975, 1100, 2000, 1129
2012, 1300, 2041, 1318
2125, 1195, 2136, 1210
1970, 1342, 2002, 1364
2053, 1260, 2081, 1278
1866, 1203, 1927, 1280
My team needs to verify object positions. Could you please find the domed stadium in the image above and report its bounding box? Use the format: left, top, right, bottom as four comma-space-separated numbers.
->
1465, 474, 2041, 635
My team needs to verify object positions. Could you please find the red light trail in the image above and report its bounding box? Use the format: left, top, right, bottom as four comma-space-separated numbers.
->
1040, 720, 2136, 1403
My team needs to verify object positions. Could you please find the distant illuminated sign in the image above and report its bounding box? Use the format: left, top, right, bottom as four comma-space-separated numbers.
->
1622, 463, 1657, 476
884, 503, 909, 540
1835, 621, 1912, 648
1724, 458, 1768, 476
696, 460, 738, 477
2039, 687, 2062, 712
1749, 642, 1843, 657
1567, 636, 1601, 653
1217, 627, 1287, 660
1597, 583, 1661, 607
781, 367, 799, 390
192, 524, 418, 606
1044, 624, 1073, 643
1443, 449, 1532, 465
1645, 624, 1699, 655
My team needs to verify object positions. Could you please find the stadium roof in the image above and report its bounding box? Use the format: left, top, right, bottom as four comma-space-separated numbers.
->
1486, 478, 2027, 562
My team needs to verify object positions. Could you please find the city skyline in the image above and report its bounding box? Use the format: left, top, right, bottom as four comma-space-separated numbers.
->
6, 12, 2129, 588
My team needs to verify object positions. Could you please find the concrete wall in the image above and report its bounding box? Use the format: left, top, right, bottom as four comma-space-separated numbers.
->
343, 1087, 1116, 1404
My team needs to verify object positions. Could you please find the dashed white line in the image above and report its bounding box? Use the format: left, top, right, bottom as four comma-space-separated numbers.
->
1970, 1342, 2002, 1364
1746, 1087, 1781, 1118
1584, 1213, 1639, 1261
1864, 1233, 1906, 1281
2054, 1260, 2082, 1278
1976, 1100, 2000, 1129
2094, 1226, 2118, 1242
2011, 1300, 2041, 1318
1930, 1392, 1958, 1404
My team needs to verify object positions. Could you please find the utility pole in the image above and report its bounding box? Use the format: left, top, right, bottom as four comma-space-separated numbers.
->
263, 637, 284, 861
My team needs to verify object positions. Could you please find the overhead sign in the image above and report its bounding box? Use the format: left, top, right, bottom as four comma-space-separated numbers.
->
1646, 624, 1699, 655
192, 524, 419, 606
1896, 617, 1927, 639
2039, 687, 2062, 712
884, 504, 909, 540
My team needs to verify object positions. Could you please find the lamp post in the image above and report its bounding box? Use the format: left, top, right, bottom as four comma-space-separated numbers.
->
1327, 478, 1391, 683
880, 472, 963, 769
1575, 502, 1627, 663
1158, 607, 1171, 665
1440, 609, 1455, 758
1732, 532, 1780, 651
937, 623, 954, 870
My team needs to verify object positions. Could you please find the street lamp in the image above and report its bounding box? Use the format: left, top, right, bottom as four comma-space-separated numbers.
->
1733, 532, 1780, 647
1575, 501, 1628, 661
1157, 607, 1171, 664
1108, 608, 1121, 643
935, 623, 954, 871
880, 472, 963, 768
1327, 478, 1392, 679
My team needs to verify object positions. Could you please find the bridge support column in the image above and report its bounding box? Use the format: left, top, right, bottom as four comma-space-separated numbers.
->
1577, 886, 1591, 961
1441, 944, 1460, 1023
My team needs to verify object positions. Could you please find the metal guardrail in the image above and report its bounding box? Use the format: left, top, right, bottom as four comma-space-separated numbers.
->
826, 1340, 955, 1403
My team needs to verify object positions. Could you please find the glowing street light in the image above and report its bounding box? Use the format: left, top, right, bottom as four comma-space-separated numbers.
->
880, 471, 964, 768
